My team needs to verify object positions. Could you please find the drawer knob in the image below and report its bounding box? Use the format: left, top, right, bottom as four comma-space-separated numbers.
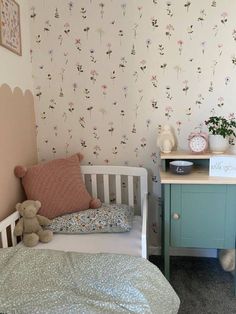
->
172, 213, 180, 220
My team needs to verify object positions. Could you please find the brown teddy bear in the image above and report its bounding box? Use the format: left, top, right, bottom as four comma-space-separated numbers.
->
14, 200, 53, 247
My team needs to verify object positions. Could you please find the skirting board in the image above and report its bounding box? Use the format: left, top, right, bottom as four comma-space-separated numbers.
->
149, 246, 218, 258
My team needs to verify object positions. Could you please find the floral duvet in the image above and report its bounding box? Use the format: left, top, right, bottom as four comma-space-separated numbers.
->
0, 247, 180, 314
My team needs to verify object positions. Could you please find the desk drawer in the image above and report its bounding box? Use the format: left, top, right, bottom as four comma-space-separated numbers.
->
170, 184, 236, 248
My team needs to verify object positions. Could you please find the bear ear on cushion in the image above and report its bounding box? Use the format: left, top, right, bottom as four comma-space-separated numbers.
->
13, 153, 101, 219
90, 198, 102, 209
14, 165, 27, 178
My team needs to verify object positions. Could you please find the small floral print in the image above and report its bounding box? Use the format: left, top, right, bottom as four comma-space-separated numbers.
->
218, 43, 223, 56
166, 2, 173, 17
165, 106, 173, 119
159, 44, 165, 56
90, 49, 97, 63
99, 3, 105, 19
151, 17, 158, 29
108, 122, 115, 135
225, 76, 231, 85
64, 23, 70, 35
120, 135, 128, 145
81, 7, 86, 19
221, 12, 228, 24
75, 38, 82, 51
121, 3, 126, 16
101, 84, 108, 96
197, 9, 206, 24
106, 43, 112, 58
201, 41, 206, 54
187, 25, 193, 39
211, 1, 217, 7
231, 55, 236, 66
30, 6, 36, 20
140, 59, 147, 72
90, 70, 98, 83
146, 38, 152, 49
184, 1, 191, 12
166, 24, 174, 39
137, 6, 143, 19
195, 94, 204, 108
182, 80, 189, 95
122, 86, 128, 98
212, 25, 218, 36
176, 121, 182, 135
177, 40, 183, 55
151, 75, 158, 87
119, 57, 127, 71
186, 107, 192, 119
133, 23, 138, 38
166, 86, 172, 100
232, 29, 236, 41
151, 99, 158, 109
68, 1, 74, 13
217, 97, 224, 107
84, 26, 90, 39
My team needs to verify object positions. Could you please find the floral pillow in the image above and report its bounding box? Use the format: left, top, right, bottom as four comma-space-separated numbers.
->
47, 203, 134, 234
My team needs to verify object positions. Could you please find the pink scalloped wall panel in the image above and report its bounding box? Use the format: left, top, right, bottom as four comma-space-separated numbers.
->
0, 84, 37, 220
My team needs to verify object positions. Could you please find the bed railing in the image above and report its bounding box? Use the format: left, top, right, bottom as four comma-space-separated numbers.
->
0, 166, 148, 256
81, 165, 148, 211
0, 211, 19, 248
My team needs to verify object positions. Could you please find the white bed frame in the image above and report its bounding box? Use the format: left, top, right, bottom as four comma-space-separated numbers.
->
0, 166, 148, 258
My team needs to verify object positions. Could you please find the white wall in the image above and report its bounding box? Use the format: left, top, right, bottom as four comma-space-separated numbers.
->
0, 0, 33, 92
29, 0, 236, 249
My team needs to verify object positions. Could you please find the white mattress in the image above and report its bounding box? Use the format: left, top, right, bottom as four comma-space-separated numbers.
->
18, 216, 142, 256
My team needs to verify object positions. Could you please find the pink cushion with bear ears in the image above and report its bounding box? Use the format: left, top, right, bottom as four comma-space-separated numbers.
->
14, 154, 101, 219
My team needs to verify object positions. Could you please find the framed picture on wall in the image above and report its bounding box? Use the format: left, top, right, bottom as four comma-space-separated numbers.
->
0, 0, 22, 56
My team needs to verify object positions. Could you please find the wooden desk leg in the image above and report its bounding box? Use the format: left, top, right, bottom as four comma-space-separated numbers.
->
163, 184, 171, 281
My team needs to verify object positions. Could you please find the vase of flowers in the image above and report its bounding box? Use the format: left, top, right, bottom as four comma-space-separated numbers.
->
205, 116, 236, 153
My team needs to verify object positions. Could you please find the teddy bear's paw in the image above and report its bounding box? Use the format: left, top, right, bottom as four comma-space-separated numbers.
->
23, 233, 39, 247
38, 230, 53, 243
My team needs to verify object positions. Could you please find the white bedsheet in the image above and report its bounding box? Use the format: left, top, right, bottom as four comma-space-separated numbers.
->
18, 216, 142, 256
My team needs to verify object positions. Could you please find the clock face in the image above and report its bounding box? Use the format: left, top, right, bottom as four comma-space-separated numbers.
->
189, 135, 208, 153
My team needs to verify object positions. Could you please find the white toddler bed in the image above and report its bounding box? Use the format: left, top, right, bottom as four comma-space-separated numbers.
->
0, 165, 180, 314
0, 165, 148, 258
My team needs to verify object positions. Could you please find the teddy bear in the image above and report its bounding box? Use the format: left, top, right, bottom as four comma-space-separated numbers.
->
14, 200, 53, 247
219, 249, 235, 275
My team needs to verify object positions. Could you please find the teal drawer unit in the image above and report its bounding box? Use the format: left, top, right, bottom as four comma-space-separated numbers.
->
160, 151, 236, 294
170, 184, 236, 249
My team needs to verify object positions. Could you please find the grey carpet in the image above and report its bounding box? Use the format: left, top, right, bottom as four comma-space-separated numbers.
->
149, 256, 236, 314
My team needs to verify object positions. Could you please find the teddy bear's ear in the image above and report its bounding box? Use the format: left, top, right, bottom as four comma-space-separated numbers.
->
35, 200, 41, 209
14, 166, 27, 178
77, 153, 84, 162
15, 203, 22, 211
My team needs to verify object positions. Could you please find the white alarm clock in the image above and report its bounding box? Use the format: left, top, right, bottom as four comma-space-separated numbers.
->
188, 132, 208, 153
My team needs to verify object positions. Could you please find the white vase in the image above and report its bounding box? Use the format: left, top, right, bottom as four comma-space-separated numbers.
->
208, 134, 229, 154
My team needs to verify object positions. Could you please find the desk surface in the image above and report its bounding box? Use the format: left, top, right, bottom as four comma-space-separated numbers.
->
160, 169, 236, 184
160, 150, 236, 184
160, 150, 235, 160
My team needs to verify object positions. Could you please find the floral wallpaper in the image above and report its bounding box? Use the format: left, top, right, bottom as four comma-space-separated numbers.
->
29, 0, 236, 248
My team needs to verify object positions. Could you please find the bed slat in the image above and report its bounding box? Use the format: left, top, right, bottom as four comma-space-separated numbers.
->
10, 223, 17, 246
1, 229, 8, 248
128, 176, 134, 207
91, 174, 98, 198
115, 175, 122, 204
103, 174, 109, 203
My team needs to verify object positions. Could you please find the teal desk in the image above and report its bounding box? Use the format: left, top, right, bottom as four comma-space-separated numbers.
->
160, 151, 236, 295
